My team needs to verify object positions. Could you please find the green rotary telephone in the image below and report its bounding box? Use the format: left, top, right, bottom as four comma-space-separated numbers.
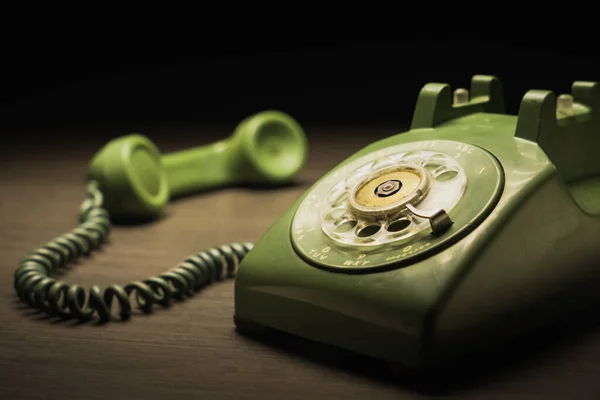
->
14, 75, 600, 371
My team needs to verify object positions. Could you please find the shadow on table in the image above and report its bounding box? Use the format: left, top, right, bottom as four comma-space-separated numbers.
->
234, 304, 600, 396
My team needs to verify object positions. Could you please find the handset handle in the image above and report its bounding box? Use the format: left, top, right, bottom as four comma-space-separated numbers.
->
162, 110, 308, 198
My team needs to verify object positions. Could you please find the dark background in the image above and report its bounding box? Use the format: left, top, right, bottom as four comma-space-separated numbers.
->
2, 37, 598, 138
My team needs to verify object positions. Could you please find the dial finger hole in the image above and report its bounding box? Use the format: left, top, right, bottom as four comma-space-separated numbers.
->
371, 157, 396, 171
330, 192, 349, 207
386, 218, 411, 232
433, 165, 459, 182
430, 153, 449, 161
389, 153, 405, 162
345, 169, 369, 188
334, 219, 357, 233
401, 150, 424, 160
326, 207, 347, 221
421, 161, 443, 173
356, 237, 376, 244
356, 223, 381, 237
420, 155, 447, 170
327, 187, 345, 203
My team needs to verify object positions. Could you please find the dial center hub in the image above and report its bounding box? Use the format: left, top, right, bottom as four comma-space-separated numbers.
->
349, 164, 429, 219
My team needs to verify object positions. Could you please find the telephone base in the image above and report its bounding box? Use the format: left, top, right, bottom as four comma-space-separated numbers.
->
234, 75, 600, 370
233, 315, 423, 376
235, 298, 600, 380
568, 176, 600, 215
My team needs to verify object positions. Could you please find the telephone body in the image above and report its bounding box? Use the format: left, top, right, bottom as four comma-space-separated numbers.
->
233, 75, 600, 369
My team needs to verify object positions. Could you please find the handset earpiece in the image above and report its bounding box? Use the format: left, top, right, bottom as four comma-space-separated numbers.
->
86, 110, 308, 221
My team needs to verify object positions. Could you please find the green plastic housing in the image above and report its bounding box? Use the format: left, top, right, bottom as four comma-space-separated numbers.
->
233, 75, 600, 369
162, 110, 308, 198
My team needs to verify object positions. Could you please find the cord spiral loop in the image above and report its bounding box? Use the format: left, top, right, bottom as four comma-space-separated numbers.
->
13, 181, 254, 322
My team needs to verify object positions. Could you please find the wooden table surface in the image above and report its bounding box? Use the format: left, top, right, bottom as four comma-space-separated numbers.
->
2, 125, 600, 400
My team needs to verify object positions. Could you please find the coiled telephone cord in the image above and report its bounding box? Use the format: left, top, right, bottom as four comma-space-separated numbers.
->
13, 181, 254, 322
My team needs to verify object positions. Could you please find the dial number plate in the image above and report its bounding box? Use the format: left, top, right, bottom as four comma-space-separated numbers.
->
290, 140, 504, 272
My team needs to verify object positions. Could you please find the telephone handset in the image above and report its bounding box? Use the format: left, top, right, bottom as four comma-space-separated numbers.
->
14, 75, 600, 371
13, 110, 308, 320
234, 76, 600, 370
86, 110, 308, 220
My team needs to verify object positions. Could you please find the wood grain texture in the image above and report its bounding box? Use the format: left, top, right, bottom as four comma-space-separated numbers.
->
2, 127, 600, 399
